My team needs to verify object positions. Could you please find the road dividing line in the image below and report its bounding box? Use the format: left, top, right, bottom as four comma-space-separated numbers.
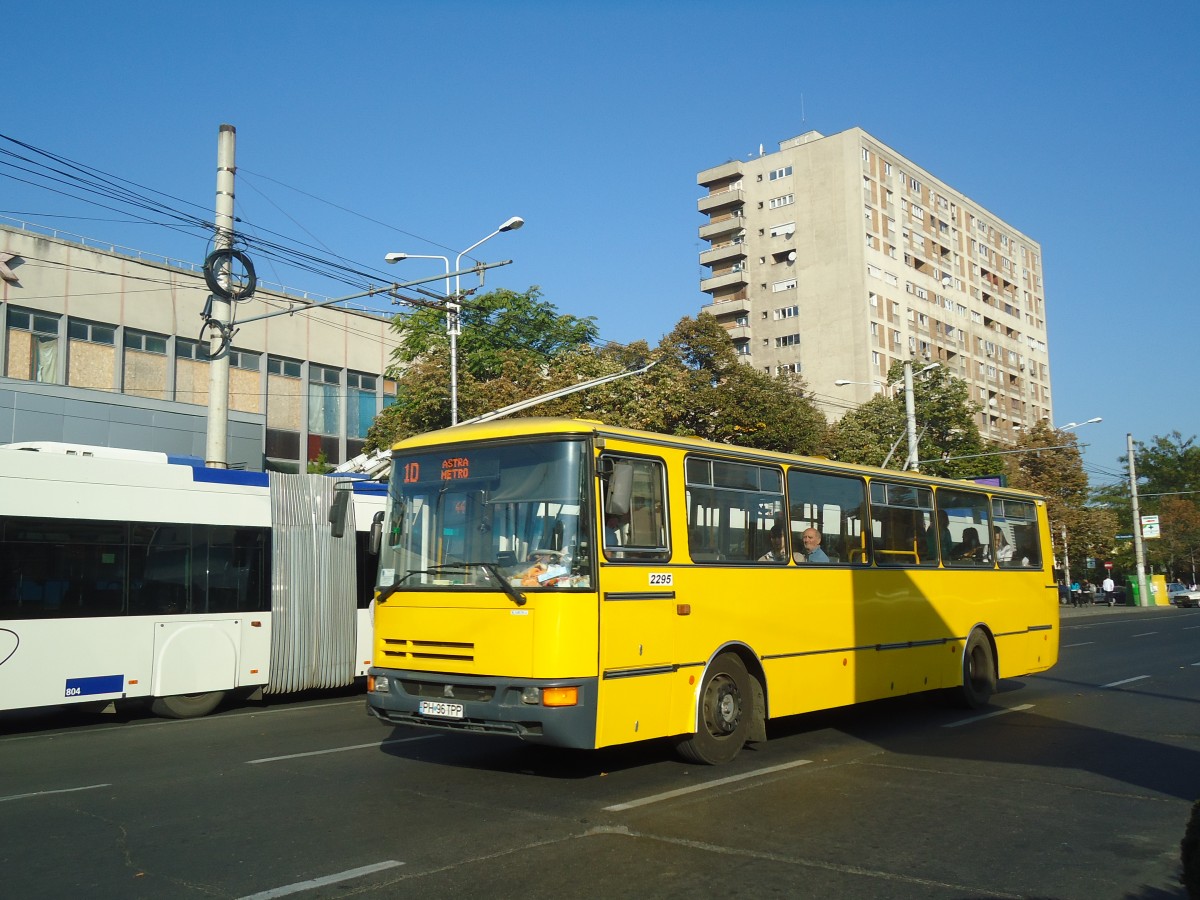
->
1131, 632, 1158, 637
238, 860, 403, 899
0, 782, 111, 803
1061, 641, 1094, 648
1101, 675, 1151, 688
246, 734, 438, 765
943, 703, 1033, 729
603, 759, 812, 812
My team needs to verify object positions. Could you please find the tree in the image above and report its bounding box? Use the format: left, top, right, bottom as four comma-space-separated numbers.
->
391, 286, 598, 381
1091, 431, 1200, 581
366, 311, 829, 457
1005, 421, 1118, 575
824, 360, 990, 479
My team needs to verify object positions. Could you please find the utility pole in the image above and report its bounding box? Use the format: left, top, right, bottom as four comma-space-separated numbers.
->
1061, 525, 1071, 596
205, 124, 236, 468
1127, 432, 1149, 606
903, 360, 919, 472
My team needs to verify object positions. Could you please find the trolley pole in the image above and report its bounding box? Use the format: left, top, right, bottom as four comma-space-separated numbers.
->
205, 124, 236, 469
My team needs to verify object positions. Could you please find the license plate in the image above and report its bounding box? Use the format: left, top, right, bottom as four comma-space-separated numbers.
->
418, 700, 464, 719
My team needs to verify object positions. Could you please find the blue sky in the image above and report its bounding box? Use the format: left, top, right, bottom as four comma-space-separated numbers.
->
4, 1, 1197, 486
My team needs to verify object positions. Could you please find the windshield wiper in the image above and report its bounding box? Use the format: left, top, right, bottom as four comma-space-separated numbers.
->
388, 563, 526, 607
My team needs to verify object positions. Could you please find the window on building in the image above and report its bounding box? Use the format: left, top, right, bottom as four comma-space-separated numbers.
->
123, 329, 169, 401
67, 317, 116, 391
775, 333, 800, 348
347, 371, 377, 440
768, 194, 794, 209
5, 307, 60, 383
773, 305, 799, 320
772, 279, 797, 292
769, 222, 795, 238
308, 363, 341, 437
769, 166, 792, 180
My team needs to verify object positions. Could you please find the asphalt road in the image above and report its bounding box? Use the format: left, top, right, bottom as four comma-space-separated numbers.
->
1, 606, 1197, 899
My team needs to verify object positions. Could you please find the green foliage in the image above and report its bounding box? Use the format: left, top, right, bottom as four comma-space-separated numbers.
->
1092, 432, 1200, 582
391, 286, 598, 381
1005, 422, 1117, 568
824, 360, 989, 478
306, 449, 332, 474
366, 309, 827, 457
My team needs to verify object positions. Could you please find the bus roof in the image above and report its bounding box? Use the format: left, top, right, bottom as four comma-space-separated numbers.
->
389, 417, 1045, 501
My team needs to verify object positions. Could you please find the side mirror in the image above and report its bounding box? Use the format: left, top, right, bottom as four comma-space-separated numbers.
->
369, 509, 385, 555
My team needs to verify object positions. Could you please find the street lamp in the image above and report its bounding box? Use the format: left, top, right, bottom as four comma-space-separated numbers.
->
833, 361, 938, 472
1060, 417, 1102, 431
385, 216, 523, 425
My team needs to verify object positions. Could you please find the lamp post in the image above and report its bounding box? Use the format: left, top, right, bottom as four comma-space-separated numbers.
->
385, 216, 523, 426
834, 360, 937, 472
1061, 417, 1102, 431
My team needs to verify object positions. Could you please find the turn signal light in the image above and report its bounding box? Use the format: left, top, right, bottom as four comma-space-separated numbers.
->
542, 686, 579, 707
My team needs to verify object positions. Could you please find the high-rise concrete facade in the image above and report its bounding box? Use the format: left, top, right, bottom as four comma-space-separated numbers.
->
697, 128, 1051, 443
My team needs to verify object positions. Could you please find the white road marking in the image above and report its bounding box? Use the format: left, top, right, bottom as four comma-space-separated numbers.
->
238, 860, 403, 899
1101, 675, 1151, 688
246, 734, 438, 764
942, 703, 1033, 729
1061, 641, 1093, 648
603, 759, 812, 811
0, 783, 111, 802
1131, 632, 1158, 637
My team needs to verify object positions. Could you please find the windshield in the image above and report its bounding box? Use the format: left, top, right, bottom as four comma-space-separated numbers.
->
378, 438, 593, 592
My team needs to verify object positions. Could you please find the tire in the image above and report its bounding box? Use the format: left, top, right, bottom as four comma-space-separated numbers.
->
956, 631, 996, 709
675, 653, 753, 765
149, 691, 226, 719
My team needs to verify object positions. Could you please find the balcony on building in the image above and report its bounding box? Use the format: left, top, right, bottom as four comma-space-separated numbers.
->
700, 266, 749, 294
700, 238, 747, 268
700, 295, 752, 320
699, 214, 745, 241
697, 159, 745, 188
724, 324, 752, 342
697, 188, 745, 215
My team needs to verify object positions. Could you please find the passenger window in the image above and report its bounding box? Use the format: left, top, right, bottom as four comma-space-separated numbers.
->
991, 498, 1041, 568
936, 489, 992, 567
600, 455, 669, 561
869, 481, 937, 566
787, 469, 869, 565
686, 457, 784, 563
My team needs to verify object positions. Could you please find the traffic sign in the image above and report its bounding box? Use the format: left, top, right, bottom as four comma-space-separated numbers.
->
1104, 561, 1113, 570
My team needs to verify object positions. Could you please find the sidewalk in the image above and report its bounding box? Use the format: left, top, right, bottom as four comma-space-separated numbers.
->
1058, 602, 1175, 618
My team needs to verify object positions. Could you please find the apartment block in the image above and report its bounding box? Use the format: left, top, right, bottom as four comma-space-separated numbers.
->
697, 127, 1051, 442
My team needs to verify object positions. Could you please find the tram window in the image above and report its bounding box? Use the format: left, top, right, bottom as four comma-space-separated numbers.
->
786, 468, 869, 565
686, 456, 784, 563
991, 498, 1041, 568
936, 489, 993, 567
869, 481, 937, 567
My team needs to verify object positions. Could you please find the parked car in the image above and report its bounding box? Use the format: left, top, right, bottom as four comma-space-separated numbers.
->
1168, 582, 1200, 608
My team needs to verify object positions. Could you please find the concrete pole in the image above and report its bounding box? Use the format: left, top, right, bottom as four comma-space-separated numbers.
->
205, 124, 236, 468
903, 361, 919, 471
1061, 525, 1072, 599
1128, 432, 1149, 605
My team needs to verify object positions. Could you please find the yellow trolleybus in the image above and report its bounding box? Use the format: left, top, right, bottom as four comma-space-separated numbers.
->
366, 418, 1057, 764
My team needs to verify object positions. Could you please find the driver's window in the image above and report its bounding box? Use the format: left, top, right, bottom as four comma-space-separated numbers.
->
600, 455, 669, 562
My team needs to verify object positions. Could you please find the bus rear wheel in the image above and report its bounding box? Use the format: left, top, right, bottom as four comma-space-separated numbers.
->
149, 691, 226, 719
675, 653, 752, 765
956, 631, 996, 709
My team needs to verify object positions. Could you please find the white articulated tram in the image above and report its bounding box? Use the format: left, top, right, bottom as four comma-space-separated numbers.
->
0, 443, 384, 718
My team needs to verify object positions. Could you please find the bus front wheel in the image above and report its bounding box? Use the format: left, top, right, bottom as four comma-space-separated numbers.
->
149, 691, 226, 719
957, 631, 996, 709
675, 653, 752, 765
